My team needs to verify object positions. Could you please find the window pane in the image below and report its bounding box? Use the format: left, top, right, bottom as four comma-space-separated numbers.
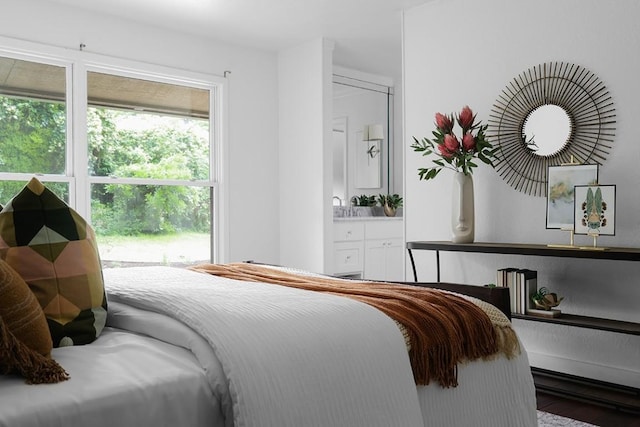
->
91, 183, 211, 266
0, 57, 66, 174
87, 72, 210, 180
0, 180, 69, 206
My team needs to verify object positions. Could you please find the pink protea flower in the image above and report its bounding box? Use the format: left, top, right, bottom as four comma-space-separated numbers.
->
462, 132, 476, 151
437, 143, 454, 159
411, 105, 494, 180
458, 106, 474, 130
444, 134, 460, 153
435, 113, 453, 133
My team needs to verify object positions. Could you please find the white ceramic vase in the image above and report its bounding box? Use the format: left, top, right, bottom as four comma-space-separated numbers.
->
451, 172, 474, 243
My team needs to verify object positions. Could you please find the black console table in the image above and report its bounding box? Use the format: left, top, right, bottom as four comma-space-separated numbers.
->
406, 241, 640, 412
406, 241, 640, 335
407, 241, 640, 281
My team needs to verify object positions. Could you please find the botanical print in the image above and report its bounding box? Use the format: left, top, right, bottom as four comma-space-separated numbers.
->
573, 185, 615, 235
546, 164, 598, 229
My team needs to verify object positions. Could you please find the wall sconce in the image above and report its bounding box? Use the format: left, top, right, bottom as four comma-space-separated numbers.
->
363, 124, 384, 158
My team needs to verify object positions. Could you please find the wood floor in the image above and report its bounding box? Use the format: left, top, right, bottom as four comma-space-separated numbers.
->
537, 390, 640, 427
532, 368, 640, 426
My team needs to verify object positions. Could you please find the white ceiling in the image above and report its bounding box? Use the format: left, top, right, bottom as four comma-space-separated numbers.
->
45, 0, 430, 78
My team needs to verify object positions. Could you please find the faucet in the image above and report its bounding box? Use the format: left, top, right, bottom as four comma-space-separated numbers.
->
332, 196, 343, 207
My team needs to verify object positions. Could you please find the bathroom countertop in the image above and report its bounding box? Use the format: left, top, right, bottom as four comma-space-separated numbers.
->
333, 216, 403, 222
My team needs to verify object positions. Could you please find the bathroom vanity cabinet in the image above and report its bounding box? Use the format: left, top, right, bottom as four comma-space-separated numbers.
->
333, 218, 403, 281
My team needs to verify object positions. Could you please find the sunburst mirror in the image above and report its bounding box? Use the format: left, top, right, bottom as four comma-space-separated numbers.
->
487, 62, 616, 197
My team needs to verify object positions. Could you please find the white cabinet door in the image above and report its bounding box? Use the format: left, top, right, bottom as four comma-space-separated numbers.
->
333, 241, 364, 275
334, 220, 403, 280
364, 239, 387, 281
383, 237, 404, 281
333, 222, 365, 242
364, 220, 402, 240
364, 237, 404, 281
333, 222, 365, 276
363, 220, 403, 281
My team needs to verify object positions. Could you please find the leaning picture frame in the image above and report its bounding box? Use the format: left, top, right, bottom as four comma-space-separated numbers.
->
573, 184, 616, 236
546, 164, 599, 229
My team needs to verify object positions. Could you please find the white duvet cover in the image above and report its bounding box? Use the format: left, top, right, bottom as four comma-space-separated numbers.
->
105, 266, 425, 427
0, 325, 221, 427
0, 266, 537, 427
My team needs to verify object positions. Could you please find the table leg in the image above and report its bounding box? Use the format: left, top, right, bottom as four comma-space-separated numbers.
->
408, 249, 417, 282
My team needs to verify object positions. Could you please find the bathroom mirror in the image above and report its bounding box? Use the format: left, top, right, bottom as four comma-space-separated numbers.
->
355, 129, 381, 188
488, 61, 616, 197
332, 117, 348, 204
333, 73, 393, 205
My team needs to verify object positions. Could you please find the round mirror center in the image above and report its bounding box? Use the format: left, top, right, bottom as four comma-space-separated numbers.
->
523, 104, 571, 156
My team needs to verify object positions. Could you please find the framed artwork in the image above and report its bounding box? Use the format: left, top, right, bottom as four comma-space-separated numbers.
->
546, 164, 599, 229
573, 185, 616, 236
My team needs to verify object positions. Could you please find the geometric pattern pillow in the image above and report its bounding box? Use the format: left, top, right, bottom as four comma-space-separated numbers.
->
0, 177, 107, 347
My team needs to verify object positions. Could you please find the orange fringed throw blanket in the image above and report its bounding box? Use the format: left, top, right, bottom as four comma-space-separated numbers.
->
0, 315, 69, 384
189, 263, 520, 388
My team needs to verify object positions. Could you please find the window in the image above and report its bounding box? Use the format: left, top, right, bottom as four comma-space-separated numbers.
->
86, 71, 215, 266
0, 56, 69, 201
0, 49, 221, 267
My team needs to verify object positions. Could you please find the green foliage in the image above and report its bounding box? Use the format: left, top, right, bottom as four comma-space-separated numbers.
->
411, 106, 496, 181
0, 97, 66, 174
354, 194, 377, 207
411, 124, 495, 180
0, 181, 69, 206
84, 107, 212, 235
377, 193, 403, 209
92, 155, 209, 235
0, 97, 211, 236
87, 108, 209, 180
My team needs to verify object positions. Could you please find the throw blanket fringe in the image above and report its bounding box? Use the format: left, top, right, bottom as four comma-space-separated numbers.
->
189, 263, 520, 388
0, 315, 69, 384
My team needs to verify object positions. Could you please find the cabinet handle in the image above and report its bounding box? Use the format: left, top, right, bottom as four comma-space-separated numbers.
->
345, 255, 351, 262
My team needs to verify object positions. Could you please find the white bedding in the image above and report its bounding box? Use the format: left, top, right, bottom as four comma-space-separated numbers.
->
1, 266, 537, 427
105, 266, 425, 427
0, 325, 221, 427
416, 344, 536, 426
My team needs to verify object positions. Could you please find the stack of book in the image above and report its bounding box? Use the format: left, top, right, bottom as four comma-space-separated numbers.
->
496, 268, 537, 315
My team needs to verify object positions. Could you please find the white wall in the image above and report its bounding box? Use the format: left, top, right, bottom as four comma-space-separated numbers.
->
278, 39, 334, 273
1, 0, 280, 265
403, 0, 640, 387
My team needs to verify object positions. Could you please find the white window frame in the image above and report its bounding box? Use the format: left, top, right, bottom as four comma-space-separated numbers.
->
0, 36, 227, 264
0, 43, 75, 196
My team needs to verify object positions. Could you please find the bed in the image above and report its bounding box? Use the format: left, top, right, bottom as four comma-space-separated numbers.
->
0, 263, 537, 427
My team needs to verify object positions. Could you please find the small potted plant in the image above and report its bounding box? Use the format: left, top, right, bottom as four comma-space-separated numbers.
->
531, 287, 564, 311
354, 195, 377, 207
377, 194, 403, 217
348, 194, 377, 217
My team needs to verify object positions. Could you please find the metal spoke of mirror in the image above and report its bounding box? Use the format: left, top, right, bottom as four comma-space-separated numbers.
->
487, 61, 616, 196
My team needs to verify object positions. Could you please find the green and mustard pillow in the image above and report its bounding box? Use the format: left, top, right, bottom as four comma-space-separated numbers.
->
0, 177, 107, 347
